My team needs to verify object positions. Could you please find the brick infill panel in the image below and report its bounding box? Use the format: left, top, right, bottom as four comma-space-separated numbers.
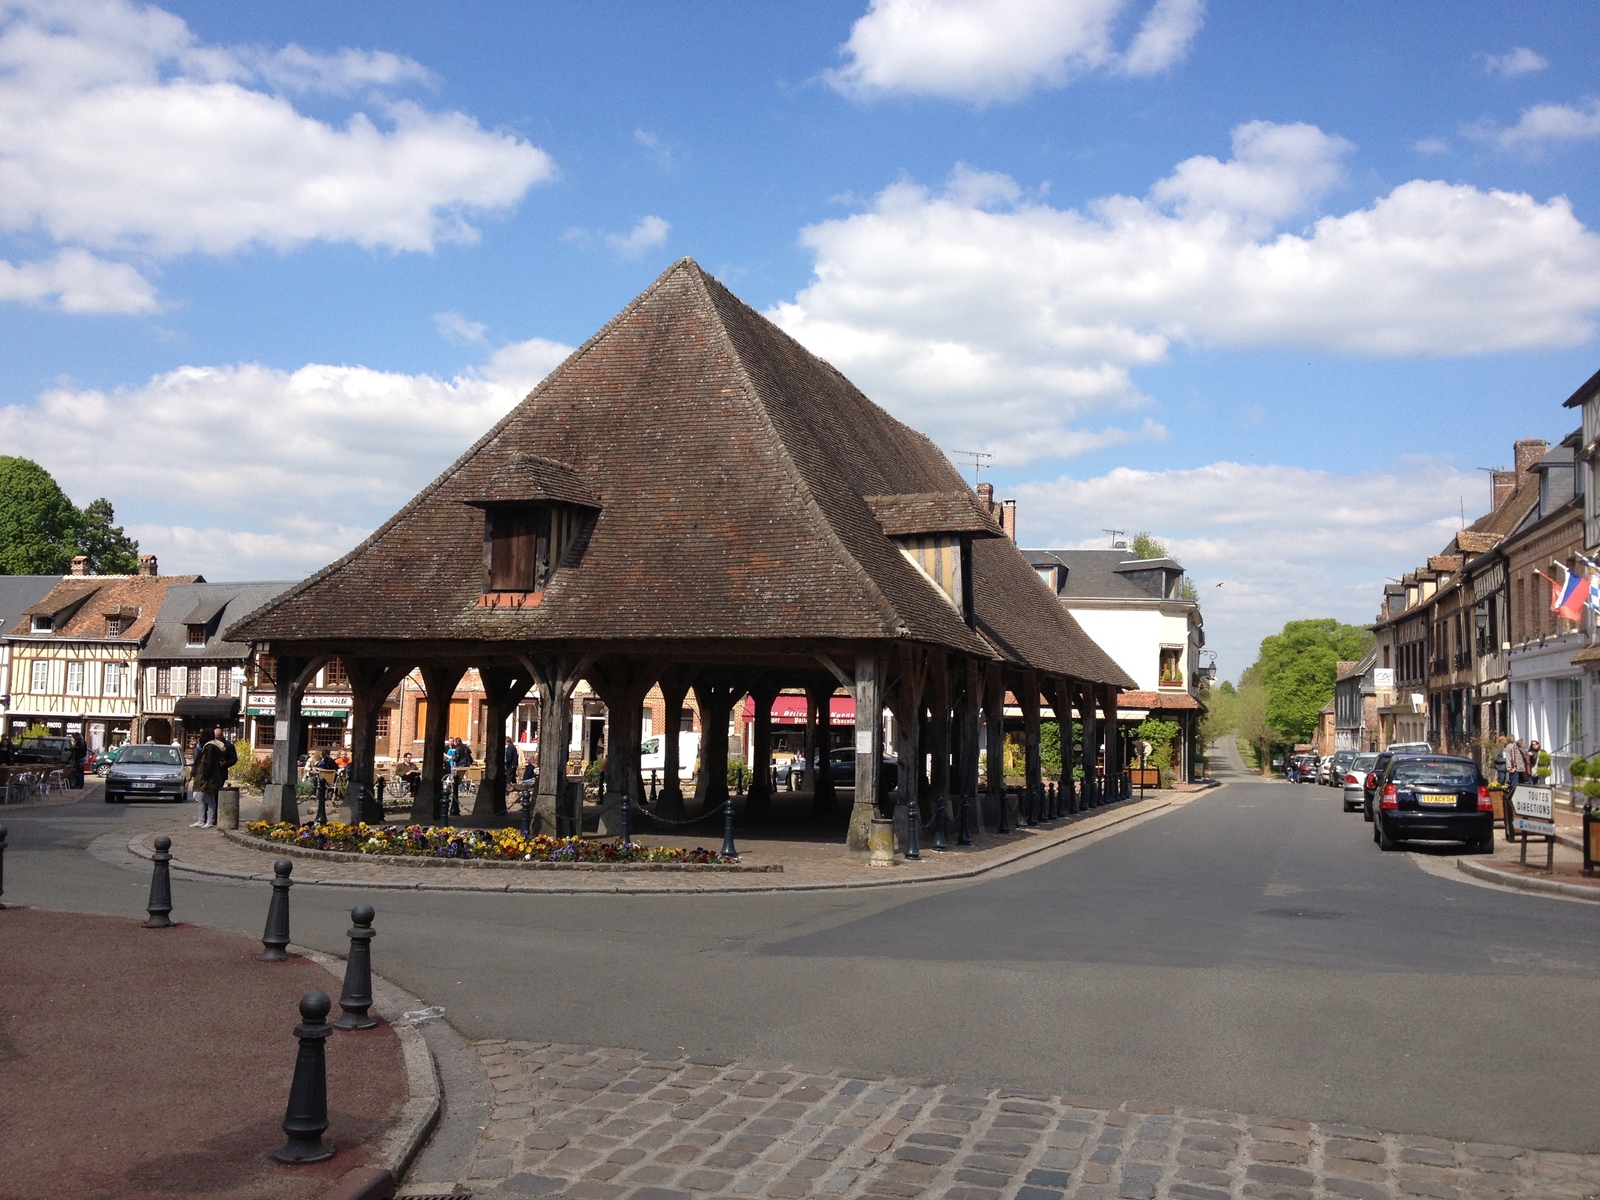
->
458, 1043, 1600, 1199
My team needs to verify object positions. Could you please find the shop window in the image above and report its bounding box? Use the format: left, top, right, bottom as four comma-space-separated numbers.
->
258, 720, 276, 748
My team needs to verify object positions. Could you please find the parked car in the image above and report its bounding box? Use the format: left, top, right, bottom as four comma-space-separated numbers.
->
790, 747, 900, 791
1329, 749, 1358, 787
104, 743, 188, 803
1342, 753, 1377, 812
1362, 750, 1399, 821
1371, 753, 1493, 852
1286, 754, 1317, 783
639, 731, 699, 780
1317, 755, 1334, 784
1387, 741, 1433, 755
12, 736, 74, 765
90, 744, 126, 775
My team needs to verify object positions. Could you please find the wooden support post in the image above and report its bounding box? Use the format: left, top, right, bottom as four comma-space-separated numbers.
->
1022, 669, 1042, 824
847, 649, 882, 854
589, 661, 658, 836
1079, 683, 1099, 808
1041, 677, 1072, 812
961, 656, 984, 835
522, 654, 593, 836
745, 678, 780, 819
984, 661, 1006, 830
692, 676, 744, 816
808, 684, 838, 815
474, 666, 534, 824
267, 655, 315, 824
345, 660, 411, 824
928, 650, 952, 832
892, 645, 927, 849
411, 663, 466, 825
1104, 685, 1122, 800
655, 666, 694, 821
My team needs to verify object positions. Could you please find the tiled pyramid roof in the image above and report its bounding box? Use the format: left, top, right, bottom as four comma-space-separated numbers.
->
229, 260, 1131, 687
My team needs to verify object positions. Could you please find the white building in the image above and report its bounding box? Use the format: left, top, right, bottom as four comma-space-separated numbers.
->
1023, 547, 1205, 778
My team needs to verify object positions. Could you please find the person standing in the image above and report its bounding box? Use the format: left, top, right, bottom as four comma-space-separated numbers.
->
1528, 739, 1543, 780
1505, 738, 1528, 787
504, 736, 519, 784
1491, 736, 1508, 787
70, 731, 87, 789
190, 729, 228, 829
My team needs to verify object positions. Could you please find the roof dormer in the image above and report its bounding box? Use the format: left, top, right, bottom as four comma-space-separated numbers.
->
453, 454, 601, 607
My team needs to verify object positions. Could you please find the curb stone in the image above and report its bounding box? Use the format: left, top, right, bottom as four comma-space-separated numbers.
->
1458, 856, 1600, 903
121, 797, 1172, 895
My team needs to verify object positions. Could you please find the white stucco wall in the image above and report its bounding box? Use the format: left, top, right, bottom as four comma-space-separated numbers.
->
1064, 602, 1197, 694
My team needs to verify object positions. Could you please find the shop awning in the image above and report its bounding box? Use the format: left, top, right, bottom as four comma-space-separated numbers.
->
741, 694, 856, 725
173, 696, 241, 720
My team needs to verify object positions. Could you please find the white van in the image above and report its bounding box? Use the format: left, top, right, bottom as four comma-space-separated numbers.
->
640, 731, 699, 779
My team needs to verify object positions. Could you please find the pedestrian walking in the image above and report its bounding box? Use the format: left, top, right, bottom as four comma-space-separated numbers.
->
1491, 736, 1508, 787
1505, 738, 1529, 786
70, 732, 87, 789
190, 727, 228, 828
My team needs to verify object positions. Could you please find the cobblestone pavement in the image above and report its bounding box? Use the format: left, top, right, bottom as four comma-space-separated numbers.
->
418, 1043, 1600, 1200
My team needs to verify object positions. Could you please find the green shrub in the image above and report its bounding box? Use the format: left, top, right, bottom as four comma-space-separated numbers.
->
727, 759, 752, 792
1569, 757, 1589, 779
1581, 779, 1600, 801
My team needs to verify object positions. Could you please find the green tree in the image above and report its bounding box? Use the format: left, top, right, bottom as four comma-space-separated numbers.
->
1236, 680, 1278, 776
1130, 531, 1168, 559
1199, 682, 1239, 746
1250, 618, 1373, 745
75, 497, 141, 574
0, 457, 79, 574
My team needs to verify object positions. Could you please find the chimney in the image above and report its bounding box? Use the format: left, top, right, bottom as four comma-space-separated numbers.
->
1514, 438, 1549, 483
70, 555, 89, 576
1490, 469, 1516, 511
137, 554, 158, 577
1001, 498, 1016, 542
976, 482, 995, 516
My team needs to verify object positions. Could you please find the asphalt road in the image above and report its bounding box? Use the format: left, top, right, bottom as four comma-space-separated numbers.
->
6, 742, 1599, 1152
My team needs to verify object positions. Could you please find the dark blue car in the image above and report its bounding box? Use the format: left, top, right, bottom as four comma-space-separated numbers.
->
1372, 754, 1493, 853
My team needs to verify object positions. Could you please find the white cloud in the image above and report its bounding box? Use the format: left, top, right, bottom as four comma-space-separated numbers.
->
633, 128, 674, 169
1412, 136, 1451, 155
1481, 47, 1548, 77
434, 310, 488, 345
0, 0, 555, 309
826, 0, 1204, 103
0, 334, 574, 579
1014, 459, 1482, 678
0, 248, 158, 313
606, 215, 671, 260
1471, 98, 1600, 152
771, 121, 1600, 461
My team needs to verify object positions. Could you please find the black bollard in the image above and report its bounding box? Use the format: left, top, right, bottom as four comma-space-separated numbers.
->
260, 858, 293, 962
375, 776, 386, 813
1026, 786, 1038, 827
931, 797, 948, 852
957, 793, 972, 846
619, 785, 631, 844
273, 990, 335, 1164
0, 825, 6, 909
519, 787, 534, 838
904, 790, 921, 860
720, 799, 738, 860
143, 834, 174, 927
649, 769, 658, 806
334, 905, 378, 1031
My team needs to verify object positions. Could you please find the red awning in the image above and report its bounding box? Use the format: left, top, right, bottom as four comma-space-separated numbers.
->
742, 693, 856, 725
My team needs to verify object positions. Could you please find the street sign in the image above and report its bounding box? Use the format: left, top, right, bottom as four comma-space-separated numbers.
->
1511, 785, 1553, 821
1513, 818, 1556, 836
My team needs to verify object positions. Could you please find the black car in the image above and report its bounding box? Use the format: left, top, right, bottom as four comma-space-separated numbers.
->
104, 743, 188, 803
790, 748, 899, 791
1371, 753, 1493, 852
13, 735, 74, 765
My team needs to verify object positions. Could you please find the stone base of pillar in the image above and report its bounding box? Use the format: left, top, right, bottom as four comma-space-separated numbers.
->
1004, 789, 1021, 829
846, 799, 876, 854
657, 784, 685, 822
262, 782, 299, 824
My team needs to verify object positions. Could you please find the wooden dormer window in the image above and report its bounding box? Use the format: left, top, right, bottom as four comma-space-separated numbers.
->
186, 623, 206, 645
107, 616, 125, 636
484, 504, 584, 594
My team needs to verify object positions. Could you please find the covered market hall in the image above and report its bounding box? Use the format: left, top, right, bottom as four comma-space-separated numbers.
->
226, 259, 1136, 855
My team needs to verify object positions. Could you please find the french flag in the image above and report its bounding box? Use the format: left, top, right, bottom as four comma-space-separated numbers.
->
1555, 563, 1590, 621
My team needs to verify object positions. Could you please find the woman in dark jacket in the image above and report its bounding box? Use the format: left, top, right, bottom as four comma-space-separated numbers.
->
191, 735, 229, 828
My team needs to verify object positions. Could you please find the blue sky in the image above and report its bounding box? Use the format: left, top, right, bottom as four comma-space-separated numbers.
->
1, 1, 1597, 677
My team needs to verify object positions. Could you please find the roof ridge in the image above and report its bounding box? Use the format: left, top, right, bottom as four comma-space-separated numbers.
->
688, 264, 908, 637
226, 260, 706, 641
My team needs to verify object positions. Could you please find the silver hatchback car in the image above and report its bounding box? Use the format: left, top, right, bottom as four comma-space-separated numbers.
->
1343, 753, 1377, 812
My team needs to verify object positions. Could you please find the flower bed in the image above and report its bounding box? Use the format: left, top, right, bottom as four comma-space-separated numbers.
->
243, 821, 733, 864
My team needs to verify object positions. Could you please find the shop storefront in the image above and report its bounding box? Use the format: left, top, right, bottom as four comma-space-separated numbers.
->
246, 691, 353, 756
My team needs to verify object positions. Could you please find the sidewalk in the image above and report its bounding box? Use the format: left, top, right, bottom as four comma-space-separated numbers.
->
0, 907, 418, 1200
1457, 803, 1600, 902
398, 1039, 1600, 1200
119, 793, 1187, 895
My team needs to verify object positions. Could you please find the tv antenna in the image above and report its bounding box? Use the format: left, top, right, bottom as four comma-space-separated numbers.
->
1102, 528, 1127, 549
953, 450, 994, 487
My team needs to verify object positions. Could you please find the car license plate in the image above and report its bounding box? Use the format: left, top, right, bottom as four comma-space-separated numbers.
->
133, 782, 156, 789
1417, 793, 1455, 806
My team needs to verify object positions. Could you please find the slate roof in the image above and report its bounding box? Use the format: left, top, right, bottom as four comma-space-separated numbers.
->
1019, 549, 1185, 602
144, 581, 298, 661
229, 260, 1131, 688
7, 574, 203, 643
0, 576, 61, 638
